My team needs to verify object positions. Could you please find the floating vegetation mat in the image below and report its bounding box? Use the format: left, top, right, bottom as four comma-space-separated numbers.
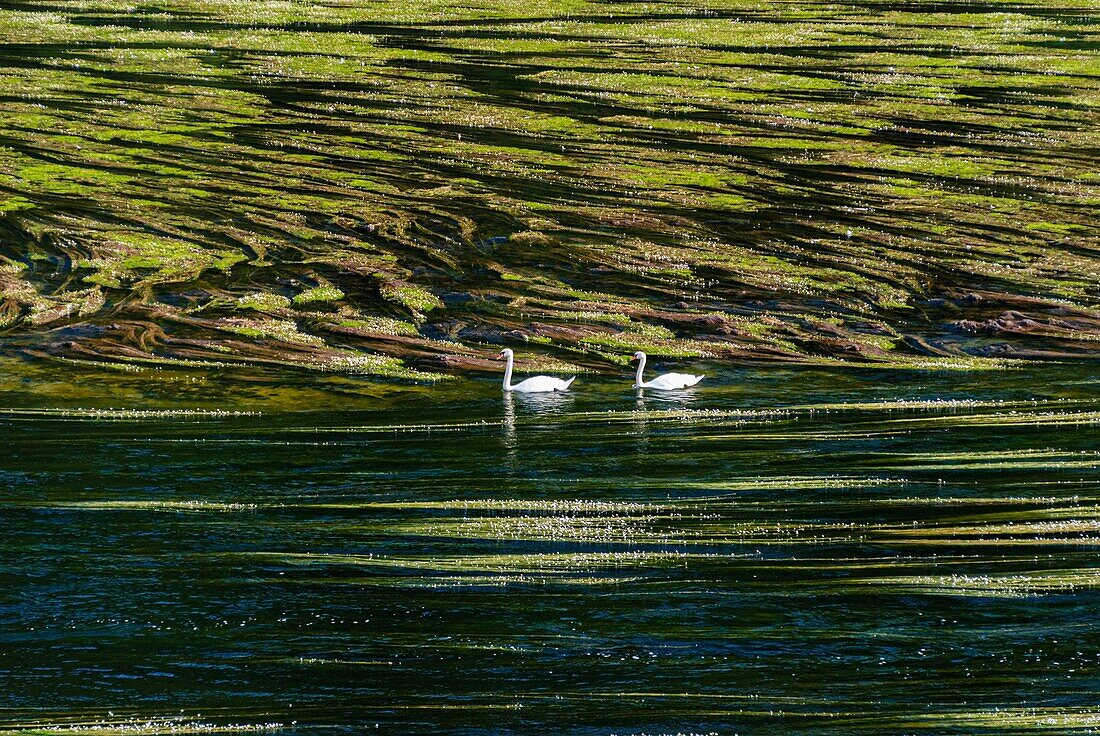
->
0, 717, 283, 735
0, 407, 260, 420
4, 373, 1100, 732
0, 0, 1097, 379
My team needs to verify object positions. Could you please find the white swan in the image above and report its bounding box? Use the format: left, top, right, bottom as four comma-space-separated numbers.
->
499, 348, 575, 393
631, 350, 704, 390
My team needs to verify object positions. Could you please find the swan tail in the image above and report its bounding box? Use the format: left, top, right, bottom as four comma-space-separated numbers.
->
690, 374, 705, 386
563, 376, 576, 389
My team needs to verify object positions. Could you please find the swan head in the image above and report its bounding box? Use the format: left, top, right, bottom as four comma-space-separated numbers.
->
498, 348, 513, 359
630, 350, 645, 362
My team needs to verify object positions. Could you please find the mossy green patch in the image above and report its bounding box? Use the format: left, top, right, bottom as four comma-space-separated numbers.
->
332, 316, 419, 337
379, 281, 443, 317
293, 285, 345, 306
0, 0, 1094, 371
236, 292, 292, 312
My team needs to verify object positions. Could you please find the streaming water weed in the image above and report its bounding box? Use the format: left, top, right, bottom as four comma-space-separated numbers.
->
0, 0, 1096, 376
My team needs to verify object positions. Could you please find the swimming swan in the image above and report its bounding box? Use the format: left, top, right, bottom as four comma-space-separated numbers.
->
499, 348, 575, 393
631, 350, 704, 390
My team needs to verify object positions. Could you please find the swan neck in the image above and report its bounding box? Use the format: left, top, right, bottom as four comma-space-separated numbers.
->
634, 354, 646, 387
502, 352, 514, 390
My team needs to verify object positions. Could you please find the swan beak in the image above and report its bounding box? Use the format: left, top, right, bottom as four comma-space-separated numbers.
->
496, 350, 505, 359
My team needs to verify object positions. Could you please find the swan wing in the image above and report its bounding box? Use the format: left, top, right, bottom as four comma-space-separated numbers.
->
645, 372, 705, 390
511, 375, 574, 393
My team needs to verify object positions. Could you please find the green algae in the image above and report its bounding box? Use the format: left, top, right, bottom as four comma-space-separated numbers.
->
378, 281, 444, 317
0, 0, 1096, 375
222, 319, 325, 347
292, 285, 345, 306
236, 292, 292, 313
330, 316, 419, 337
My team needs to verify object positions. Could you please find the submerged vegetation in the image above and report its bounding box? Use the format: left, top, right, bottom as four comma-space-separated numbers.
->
0, 0, 1096, 377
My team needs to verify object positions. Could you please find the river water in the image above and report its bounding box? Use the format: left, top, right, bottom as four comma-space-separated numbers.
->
2, 361, 1098, 734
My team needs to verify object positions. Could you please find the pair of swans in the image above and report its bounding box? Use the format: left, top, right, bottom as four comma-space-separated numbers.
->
498, 348, 704, 393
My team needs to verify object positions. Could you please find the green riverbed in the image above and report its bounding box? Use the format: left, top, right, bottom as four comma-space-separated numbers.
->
0, 0, 1097, 373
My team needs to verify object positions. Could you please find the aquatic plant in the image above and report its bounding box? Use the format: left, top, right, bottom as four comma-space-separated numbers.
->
0, 0, 1093, 377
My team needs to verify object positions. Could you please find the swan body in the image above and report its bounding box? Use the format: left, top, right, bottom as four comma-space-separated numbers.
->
499, 348, 575, 393
631, 351, 704, 390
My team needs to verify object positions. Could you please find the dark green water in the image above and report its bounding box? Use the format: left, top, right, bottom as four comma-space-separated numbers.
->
3, 362, 1099, 734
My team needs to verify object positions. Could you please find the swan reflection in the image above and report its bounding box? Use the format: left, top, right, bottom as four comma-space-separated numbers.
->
502, 390, 573, 458
632, 386, 701, 453
633, 386, 702, 406
507, 388, 574, 414
502, 390, 517, 456
633, 389, 650, 453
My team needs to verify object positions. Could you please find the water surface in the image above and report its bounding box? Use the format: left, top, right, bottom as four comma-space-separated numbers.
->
3, 362, 1099, 734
